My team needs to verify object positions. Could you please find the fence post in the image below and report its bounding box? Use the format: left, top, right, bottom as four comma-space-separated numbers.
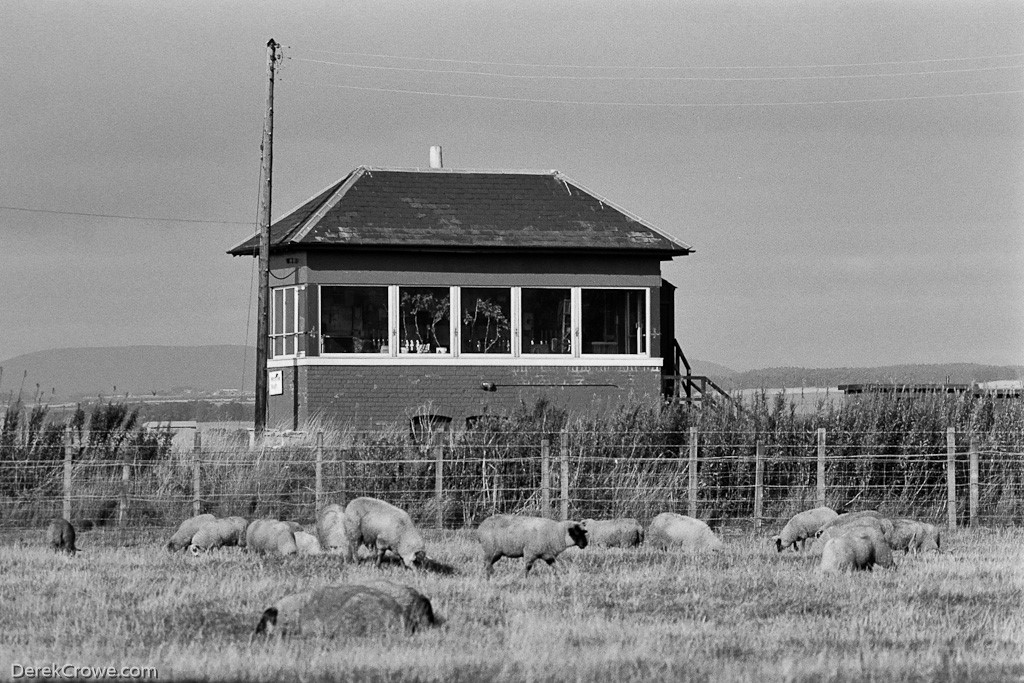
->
946, 427, 956, 530
688, 427, 698, 518
435, 444, 444, 529
63, 429, 73, 521
816, 428, 826, 509
192, 431, 202, 517
118, 461, 130, 528
339, 443, 348, 504
560, 431, 569, 522
541, 437, 551, 518
754, 440, 764, 530
969, 436, 979, 527
315, 431, 324, 515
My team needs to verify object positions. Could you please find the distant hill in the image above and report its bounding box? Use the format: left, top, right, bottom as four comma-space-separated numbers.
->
0, 345, 255, 401
719, 364, 1024, 390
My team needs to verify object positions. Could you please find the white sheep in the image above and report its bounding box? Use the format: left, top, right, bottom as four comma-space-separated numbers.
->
816, 510, 888, 537
342, 497, 426, 568
245, 519, 299, 556
47, 517, 78, 555
476, 514, 589, 577
188, 516, 249, 554
889, 518, 942, 553
316, 503, 347, 552
816, 514, 895, 550
252, 582, 438, 638
772, 506, 838, 552
818, 526, 896, 573
294, 530, 323, 555
581, 518, 644, 548
166, 513, 217, 551
646, 512, 724, 553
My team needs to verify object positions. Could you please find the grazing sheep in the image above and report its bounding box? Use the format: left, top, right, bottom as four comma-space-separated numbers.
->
476, 514, 589, 577
189, 516, 249, 553
889, 518, 942, 553
818, 526, 896, 573
646, 513, 724, 553
343, 497, 426, 568
316, 503, 347, 552
46, 517, 77, 555
816, 514, 895, 550
166, 513, 217, 551
581, 518, 644, 548
773, 506, 838, 552
245, 519, 299, 556
816, 510, 888, 536
294, 530, 323, 555
253, 583, 438, 638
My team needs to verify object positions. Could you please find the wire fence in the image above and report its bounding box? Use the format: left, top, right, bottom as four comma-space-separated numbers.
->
1, 426, 1020, 531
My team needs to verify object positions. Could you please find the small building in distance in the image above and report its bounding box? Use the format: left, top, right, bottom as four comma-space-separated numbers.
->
229, 153, 695, 431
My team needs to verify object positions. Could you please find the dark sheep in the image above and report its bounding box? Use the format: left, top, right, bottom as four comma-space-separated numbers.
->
47, 517, 77, 555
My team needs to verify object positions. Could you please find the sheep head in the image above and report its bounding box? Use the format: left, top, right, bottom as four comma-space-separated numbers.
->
566, 522, 588, 550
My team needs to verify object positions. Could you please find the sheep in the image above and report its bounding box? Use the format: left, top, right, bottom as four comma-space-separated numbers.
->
342, 497, 426, 568
646, 512, 724, 553
889, 518, 942, 554
46, 517, 77, 555
581, 518, 644, 548
245, 519, 299, 556
253, 582, 438, 639
476, 514, 588, 577
294, 530, 323, 555
188, 516, 249, 554
166, 513, 217, 551
816, 510, 888, 537
818, 526, 896, 573
316, 503, 347, 552
815, 514, 895, 550
773, 506, 838, 552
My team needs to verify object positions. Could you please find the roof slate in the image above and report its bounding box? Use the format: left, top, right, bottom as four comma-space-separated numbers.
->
228, 167, 692, 257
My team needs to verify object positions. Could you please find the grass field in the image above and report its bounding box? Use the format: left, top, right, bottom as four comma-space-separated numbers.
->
0, 526, 1021, 682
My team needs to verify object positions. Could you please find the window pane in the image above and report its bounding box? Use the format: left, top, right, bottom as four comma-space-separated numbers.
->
461, 287, 512, 354
321, 286, 389, 353
522, 288, 571, 354
399, 287, 451, 354
581, 289, 646, 355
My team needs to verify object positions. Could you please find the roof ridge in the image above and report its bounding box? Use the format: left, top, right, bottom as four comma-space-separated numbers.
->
287, 168, 366, 244
361, 166, 559, 175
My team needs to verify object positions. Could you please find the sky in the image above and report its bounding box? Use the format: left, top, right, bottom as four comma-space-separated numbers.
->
1, 0, 1022, 371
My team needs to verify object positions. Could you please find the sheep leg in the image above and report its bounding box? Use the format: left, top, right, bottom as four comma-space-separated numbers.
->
375, 546, 388, 567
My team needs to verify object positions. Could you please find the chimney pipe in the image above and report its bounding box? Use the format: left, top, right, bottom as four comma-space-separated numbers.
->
429, 145, 443, 169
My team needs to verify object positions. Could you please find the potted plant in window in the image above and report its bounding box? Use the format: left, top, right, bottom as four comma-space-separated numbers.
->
401, 292, 450, 352
463, 298, 510, 353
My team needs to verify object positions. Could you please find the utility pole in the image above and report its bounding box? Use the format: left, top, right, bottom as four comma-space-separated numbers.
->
254, 38, 280, 437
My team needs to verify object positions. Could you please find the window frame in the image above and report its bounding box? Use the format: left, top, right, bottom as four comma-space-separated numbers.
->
270, 285, 302, 359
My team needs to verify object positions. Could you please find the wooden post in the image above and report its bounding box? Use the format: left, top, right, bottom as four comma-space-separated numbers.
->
754, 441, 764, 530
339, 444, 348, 504
816, 428, 826, 509
946, 427, 956, 530
192, 431, 202, 517
688, 427, 698, 518
435, 444, 444, 529
63, 430, 72, 521
560, 431, 570, 522
118, 462, 130, 528
315, 431, 324, 514
969, 436, 979, 527
541, 437, 551, 518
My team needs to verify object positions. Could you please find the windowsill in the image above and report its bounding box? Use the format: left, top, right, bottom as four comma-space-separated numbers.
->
268, 355, 660, 368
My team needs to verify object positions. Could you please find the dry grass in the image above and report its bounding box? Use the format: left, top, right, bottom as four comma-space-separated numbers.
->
0, 525, 1021, 682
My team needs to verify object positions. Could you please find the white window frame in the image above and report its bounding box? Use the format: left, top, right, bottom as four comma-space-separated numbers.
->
270, 285, 302, 359
458, 285, 514, 357
318, 284, 391, 357
579, 286, 650, 358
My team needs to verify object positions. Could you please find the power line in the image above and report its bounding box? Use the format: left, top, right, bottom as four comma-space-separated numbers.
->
293, 80, 1024, 108
0, 205, 252, 226
305, 48, 1024, 71
299, 57, 1024, 82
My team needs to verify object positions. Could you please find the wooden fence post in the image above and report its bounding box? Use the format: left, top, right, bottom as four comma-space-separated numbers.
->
946, 427, 956, 530
192, 431, 202, 517
435, 444, 444, 529
315, 431, 324, 515
816, 428, 826, 509
560, 431, 569, 522
688, 427, 698, 518
754, 441, 764, 530
969, 436, 979, 527
339, 443, 348, 504
119, 461, 130, 528
63, 429, 73, 521
541, 437, 551, 518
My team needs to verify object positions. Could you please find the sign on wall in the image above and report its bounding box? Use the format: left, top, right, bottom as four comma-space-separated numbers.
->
268, 370, 283, 396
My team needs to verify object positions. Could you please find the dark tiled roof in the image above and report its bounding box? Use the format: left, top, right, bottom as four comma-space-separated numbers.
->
228, 167, 692, 257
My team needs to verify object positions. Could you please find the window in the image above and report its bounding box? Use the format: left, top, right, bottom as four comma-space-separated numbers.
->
271, 286, 300, 357
521, 288, 571, 354
581, 288, 647, 355
399, 287, 451, 354
320, 286, 389, 354
461, 287, 512, 354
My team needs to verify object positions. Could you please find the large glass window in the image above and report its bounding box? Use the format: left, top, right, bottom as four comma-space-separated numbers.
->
321, 286, 389, 354
522, 288, 571, 354
399, 287, 451, 354
581, 289, 647, 355
271, 286, 300, 357
461, 287, 512, 354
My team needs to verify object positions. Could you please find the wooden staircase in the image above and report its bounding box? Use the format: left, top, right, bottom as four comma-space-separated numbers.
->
662, 340, 734, 404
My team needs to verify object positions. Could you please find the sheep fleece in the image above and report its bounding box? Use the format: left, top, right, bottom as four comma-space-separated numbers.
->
774, 506, 838, 552
342, 497, 425, 567
581, 518, 644, 548
889, 518, 941, 553
47, 517, 77, 554
647, 513, 724, 552
818, 526, 895, 573
166, 513, 217, 551
476, 514, 589, 576
246, 519, 299, 556
316, 503, 347, 551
